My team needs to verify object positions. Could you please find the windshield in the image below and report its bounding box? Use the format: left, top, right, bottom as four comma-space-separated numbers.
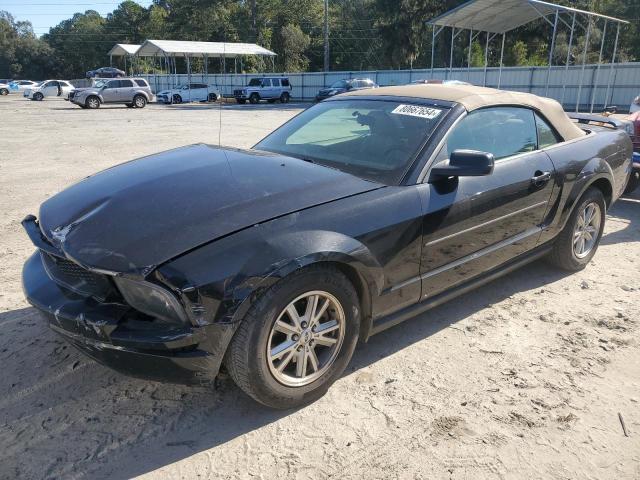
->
330, 80, 347, 89
255, 99, 447, 184
248, 78, 262, 86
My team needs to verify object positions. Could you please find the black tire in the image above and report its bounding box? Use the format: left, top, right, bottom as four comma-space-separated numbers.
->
0, 88, 8, 96
249, 93, 260, 104
280, 92, 290, 103
33, 92, 43, 101
236, 98, 246, 104
172, 94, 182, 104
133, 95, 147, 108
85, 96, 100, 109
624, 170, 639, 195
208, 93, 218, 102
225, 265, 361, 409
548, 187, 606, 271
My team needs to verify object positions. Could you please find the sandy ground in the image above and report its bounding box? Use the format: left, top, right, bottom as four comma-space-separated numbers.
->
0, 95, 638, 480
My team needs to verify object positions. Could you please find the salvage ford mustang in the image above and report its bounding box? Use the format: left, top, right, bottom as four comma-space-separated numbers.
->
22, 84, 632, 408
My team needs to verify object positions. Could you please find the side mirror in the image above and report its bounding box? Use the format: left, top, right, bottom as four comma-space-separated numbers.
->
429, 149, 494, 181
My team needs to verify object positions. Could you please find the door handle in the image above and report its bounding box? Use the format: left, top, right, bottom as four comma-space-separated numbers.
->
531, 171, 552, 186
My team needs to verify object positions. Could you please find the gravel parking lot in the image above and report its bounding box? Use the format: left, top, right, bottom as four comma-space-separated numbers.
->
1, 95, 639, 480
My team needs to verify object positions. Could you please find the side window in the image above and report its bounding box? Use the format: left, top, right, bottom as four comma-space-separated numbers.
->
106, 80, 120, 89
281, 78, 290, 87
59, 82, 69, 87
445, 107, 537, 160
261, 79, 271, 87
45, 81, 57, 87
134, 79, 148, 87
272, 78, 281, 87
535, 113, 561, 148
119, 79, 133, 87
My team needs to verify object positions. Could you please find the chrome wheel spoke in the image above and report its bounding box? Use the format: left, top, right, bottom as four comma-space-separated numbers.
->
271, 340, 296, 360
312, 298, 330, 325
286, 304, 302, 329
304, 294, 319, 323
277, 349, 296, 372
307, 349, 320, 373
274, 319, 298, 336
315, 335, 338, 347
315, 319, 339, 335
295, 349, 308, 377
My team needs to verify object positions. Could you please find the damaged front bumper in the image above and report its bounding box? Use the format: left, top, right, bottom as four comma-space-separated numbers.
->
22, 250, 231, 385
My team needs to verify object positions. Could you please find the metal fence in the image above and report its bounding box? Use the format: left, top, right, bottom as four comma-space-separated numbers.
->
138, 62, 640, 112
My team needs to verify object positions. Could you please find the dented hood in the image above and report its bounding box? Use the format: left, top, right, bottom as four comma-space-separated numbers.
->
38, 144, 380, 275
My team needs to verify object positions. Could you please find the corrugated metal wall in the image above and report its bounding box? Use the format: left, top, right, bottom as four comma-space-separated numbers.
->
140, 62, 640, 111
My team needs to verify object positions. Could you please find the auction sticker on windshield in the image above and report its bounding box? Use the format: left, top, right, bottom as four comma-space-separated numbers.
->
391, 104, 441, 120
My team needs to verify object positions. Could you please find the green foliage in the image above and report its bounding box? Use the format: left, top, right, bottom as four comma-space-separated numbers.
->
1, 0, 638, 79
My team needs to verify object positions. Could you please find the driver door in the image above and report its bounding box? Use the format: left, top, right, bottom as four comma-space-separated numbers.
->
101, 80, 120, 102
419, 106, 557, 299
42, 81, 58, 97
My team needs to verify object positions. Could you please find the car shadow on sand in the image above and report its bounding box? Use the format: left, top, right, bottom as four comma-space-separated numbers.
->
0, 256, 578, 479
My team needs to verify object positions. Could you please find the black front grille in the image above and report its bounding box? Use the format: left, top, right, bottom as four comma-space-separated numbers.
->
68, 91, 75, 100
41, 251, 115, 301
233, 89, 243, 96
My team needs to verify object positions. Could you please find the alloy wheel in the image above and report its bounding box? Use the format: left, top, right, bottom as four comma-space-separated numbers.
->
573, 201, 601, 258
267, 291, 345, 387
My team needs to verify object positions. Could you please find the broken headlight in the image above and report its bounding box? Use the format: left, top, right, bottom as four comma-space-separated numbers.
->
114, 276, 189, 326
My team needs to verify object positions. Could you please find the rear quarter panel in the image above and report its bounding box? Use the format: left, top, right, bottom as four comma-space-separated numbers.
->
538, 127, 631, 245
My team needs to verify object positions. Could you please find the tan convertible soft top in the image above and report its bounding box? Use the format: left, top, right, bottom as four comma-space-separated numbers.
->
342, 84, 585, 141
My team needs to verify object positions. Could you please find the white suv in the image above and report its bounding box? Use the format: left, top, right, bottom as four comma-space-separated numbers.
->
157, 83, 221, 104
234, 77, 292, 104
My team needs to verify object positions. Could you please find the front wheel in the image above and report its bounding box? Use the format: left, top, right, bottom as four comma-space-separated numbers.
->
133, 95, 147, 108
85, 96, 100, 109
548, 187, 606, 271
0, 88, 8, 96
249, 93, 260, 104
225, 265, 360, 409
33, 92, 43, 101
208, 93, 218, 102
172, 94, 182, 104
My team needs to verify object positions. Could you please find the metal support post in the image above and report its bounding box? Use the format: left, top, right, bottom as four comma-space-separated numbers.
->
497, 33, 506, 88
590, 19, 607, 113
576, 18, 592, 112
483, 32, 489, 87
560, 12, 576, 106
545, 9, 559, 96
604, 23, 620, 110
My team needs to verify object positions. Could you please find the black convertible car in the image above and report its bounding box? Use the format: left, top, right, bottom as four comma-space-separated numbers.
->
22, 84, 632, 408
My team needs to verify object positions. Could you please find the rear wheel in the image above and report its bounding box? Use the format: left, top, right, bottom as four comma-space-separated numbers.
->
0, 88, 8, 96
249, 93, 260, 104
624, 170, 639, 194
225, 265, 360, 409
208, 93, 218, 102
172, 94, 182, 104
548, 187, 606, 271
280, 92, 290, 103
85, 96, 100, 109
33, 92, 43, 101
133, 95, 147, 108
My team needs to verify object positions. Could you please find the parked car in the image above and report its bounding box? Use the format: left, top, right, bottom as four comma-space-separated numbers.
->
70, 78, 154, 109
315, 78, 377, 101
24, 80, 74, 100
0, 82, 9, 96
86, 67, 125, 79
628, 111, 640, 153
21, 84, 631, 408
411, 79, 472, 86
156, 83, 221, 104
630, 95, 640, 114
9, 80, 39, 92
234, 77, 292, 104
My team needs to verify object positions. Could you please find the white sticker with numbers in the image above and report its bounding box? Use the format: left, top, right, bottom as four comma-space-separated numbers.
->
391, 104, 441, 120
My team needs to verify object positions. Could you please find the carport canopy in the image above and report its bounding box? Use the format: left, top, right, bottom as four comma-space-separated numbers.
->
428, 0, 627, 34
134, 39, 276, 58
107, 44, 140, 57
426, 0, 629, 112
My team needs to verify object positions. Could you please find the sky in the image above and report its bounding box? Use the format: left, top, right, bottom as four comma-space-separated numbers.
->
0, 0, 153, 36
